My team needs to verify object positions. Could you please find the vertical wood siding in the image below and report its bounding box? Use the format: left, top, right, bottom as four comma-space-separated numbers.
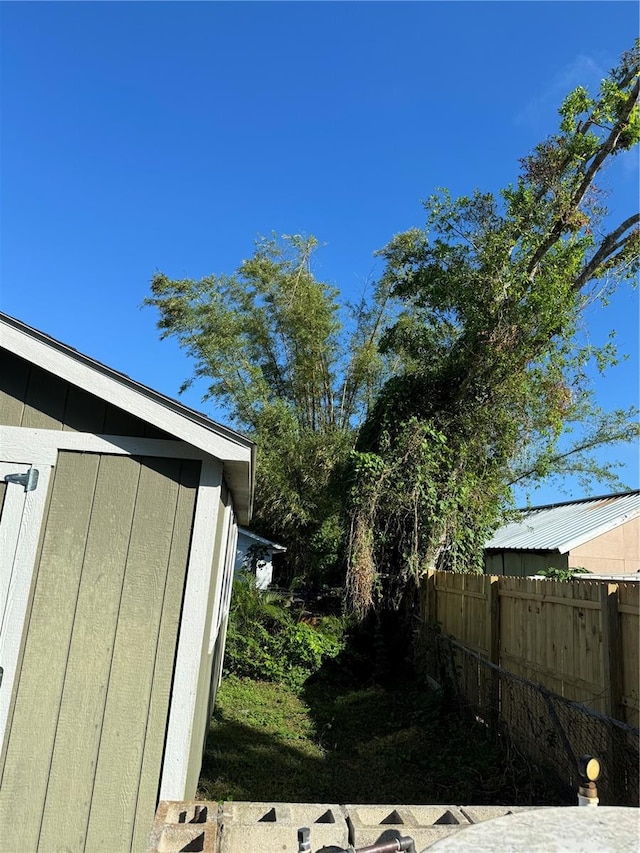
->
130, 460, 201, 852
0, 349, 172, 438
0, 350, 30, 426
0, 451, 200, 853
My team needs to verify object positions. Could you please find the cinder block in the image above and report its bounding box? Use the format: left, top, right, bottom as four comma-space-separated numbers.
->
459, 805, 542, 824
148, 801, 218, 853
218, 801, 349, 853
148, 799, 548, 852
345, 804, 471, 851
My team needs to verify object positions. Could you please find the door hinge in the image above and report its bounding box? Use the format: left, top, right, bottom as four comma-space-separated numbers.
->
4, 468, 39, 492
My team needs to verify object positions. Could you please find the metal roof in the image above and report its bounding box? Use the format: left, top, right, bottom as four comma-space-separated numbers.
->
485, 490, 640, 553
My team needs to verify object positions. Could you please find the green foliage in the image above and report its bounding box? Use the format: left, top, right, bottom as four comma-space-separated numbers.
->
347, 419, 498, 612
347, 43, 640, 613
536, 566, 590, 581
145, 234, 394, 581
147, 45, 639, 611
223, 574, 347, 690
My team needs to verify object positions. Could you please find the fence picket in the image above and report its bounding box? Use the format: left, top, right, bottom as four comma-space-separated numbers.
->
421, 570, 639, 727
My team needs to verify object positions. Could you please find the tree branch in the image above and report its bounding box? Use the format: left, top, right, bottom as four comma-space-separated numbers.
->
572, 213, 640, 290
527, 77, 639, 277
507, 422, 638, 487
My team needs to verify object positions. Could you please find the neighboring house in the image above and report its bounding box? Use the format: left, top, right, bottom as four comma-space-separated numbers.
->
235, 527, 286, 589
484, 490, 640, 577
0, 313, 256, 852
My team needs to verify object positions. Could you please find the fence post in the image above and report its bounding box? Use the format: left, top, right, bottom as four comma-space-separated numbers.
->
600, 582, 626, 801
486, 576, 500, 723
485, 576, 500, 665
423, 569, 437, 624
600, 583, 623, 722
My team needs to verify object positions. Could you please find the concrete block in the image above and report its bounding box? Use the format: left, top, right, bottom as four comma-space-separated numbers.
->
218, 801, 349, 853
345, 804, 471, 851
459, 805, 542, 824
148, 799, 549, 852
148, 801, 218, 853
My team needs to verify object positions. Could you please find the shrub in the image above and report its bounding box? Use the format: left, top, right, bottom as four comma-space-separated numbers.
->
223, 573, 347, 690
536, 566, 590, 581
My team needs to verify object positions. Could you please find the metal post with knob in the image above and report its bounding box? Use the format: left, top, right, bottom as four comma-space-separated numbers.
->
577, 754, 601, 806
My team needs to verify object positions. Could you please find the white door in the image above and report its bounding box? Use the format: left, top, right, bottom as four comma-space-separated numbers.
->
0, 461, 50, 749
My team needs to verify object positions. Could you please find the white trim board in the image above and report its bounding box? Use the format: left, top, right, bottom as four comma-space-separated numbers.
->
217, 518, 238, 638
0, 462, 52, 751
0, 464, 31, 640
208, 497, 232, 657
0, 426, 220, 466
160, 459, 223, 800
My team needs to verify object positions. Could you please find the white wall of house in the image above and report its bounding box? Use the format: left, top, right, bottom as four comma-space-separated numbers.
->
234, 529, 285, 589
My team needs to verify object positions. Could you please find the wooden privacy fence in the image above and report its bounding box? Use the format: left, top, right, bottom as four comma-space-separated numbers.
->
421, 571, 639, 728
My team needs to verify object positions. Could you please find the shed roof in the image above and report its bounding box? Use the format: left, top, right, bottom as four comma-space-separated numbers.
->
238, 527, 287, 552
0, 313, 256, 524
485, 490, 640, 553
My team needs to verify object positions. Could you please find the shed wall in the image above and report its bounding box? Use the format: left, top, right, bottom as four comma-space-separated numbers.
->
0, 349, 173, 438
484, 551, 569, 576
0, 451, 200, 853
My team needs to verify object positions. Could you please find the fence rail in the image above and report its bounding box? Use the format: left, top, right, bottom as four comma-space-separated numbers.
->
421, 570, 639, 728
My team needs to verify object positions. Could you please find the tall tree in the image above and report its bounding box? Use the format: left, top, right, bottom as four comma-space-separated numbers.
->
348, 43, 639, 613
145, 234, 393, 581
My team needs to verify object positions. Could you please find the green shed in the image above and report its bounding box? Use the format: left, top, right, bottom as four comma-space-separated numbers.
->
0, 313, 255, 852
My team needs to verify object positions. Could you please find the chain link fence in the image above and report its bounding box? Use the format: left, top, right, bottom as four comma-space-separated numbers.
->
422, 628, 639, 807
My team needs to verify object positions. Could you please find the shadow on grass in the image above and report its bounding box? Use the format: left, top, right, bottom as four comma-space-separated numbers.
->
199, 672, 572, 806
301, 679, 566, 806
200, 715, 329, 802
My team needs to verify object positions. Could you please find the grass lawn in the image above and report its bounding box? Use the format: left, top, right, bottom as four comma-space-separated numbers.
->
198, 674, 566, 805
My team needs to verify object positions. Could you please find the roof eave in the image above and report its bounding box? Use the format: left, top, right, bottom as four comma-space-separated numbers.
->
559, 509, 640, 554
1, 313, 256, 523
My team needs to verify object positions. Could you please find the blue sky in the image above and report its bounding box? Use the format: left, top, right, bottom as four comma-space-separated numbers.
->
1, 1, 638, 505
